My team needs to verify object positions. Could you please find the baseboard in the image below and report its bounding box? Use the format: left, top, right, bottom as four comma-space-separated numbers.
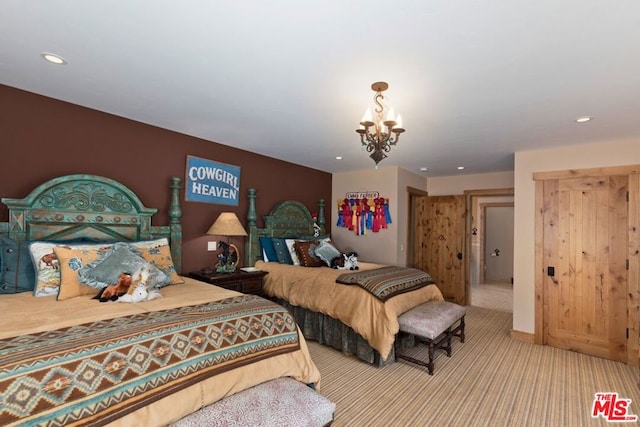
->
510, 329, 535, 344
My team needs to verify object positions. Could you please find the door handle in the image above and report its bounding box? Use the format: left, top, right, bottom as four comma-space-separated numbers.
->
547, 266, 559, 285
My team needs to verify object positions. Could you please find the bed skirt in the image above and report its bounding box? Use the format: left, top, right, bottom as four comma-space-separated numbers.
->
276, 299, 395, 367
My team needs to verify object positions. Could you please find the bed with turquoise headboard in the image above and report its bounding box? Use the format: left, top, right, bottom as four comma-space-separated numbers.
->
245, 188, 444, 367
0, 174, 319, 426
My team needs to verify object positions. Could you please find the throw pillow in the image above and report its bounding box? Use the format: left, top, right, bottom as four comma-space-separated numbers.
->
313, 240, 342, 267
0, 237, 35, 294
285, 239, 302, 265
30, 241, 115, 297
53, 244, 115, 300
259, 236, 278, 262
294, 240, 325, 268
79, 242, 170, 290
130, 238, 183, 285
271, 238, 293, 264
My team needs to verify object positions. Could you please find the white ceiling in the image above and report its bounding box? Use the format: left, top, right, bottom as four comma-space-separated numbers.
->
2, 1, 639, 176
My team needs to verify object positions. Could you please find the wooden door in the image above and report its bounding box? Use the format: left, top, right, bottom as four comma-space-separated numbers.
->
542, 175, 628, 361
411, 195, 428, 269
415, 195, 466, 304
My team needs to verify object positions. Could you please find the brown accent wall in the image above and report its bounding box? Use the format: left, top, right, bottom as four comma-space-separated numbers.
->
0, 84, 331, 273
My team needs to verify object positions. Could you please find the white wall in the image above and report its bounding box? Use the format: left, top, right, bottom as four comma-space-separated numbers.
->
332, 166, 427, 265
397, 168, 429, 266
427, 171, 515, 195
513, 138, 640, 334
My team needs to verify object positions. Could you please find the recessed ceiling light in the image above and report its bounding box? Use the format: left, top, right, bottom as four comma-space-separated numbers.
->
335, 156, 343, 160
457, 166, 465, 170
419, 167, 428, 172
575, 116, 592, 123
42, 53, 67, 65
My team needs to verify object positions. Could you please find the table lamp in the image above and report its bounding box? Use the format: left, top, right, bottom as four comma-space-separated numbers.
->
206, 212, 248, 273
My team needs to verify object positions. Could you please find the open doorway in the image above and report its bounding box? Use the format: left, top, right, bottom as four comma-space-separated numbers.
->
481, 203, 514, 284
407, 186, 513, 310
465, 189, 514, 312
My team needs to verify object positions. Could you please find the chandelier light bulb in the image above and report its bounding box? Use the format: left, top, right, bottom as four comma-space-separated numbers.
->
396, 114, 403, 129
386, 108, 396, 122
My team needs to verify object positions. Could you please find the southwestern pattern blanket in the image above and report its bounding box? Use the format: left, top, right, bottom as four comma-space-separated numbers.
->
0, 295, 300, 426
336, 266, 435, 302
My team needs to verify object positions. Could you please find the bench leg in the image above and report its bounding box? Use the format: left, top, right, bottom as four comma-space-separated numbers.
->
395, 336, 436, 375
427, 342, 435, 375
450, 315, 465, 343
444, 334, 452, 357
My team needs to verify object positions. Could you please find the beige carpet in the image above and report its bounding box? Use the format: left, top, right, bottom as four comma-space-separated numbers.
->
309, 307, 640, 427
471, 282, 512, 313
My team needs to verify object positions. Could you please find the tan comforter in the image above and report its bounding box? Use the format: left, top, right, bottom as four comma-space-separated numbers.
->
255, 261, 444, 360
0, 277, 321, 426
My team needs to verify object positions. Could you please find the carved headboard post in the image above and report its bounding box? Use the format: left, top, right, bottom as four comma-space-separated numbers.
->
317, 199, 326, 235
168, 177, 183, 273
245, 188, 258, 267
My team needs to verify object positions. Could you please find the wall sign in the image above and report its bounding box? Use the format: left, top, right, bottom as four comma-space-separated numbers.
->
345, 191, 379, 199
185, 155, 241, 206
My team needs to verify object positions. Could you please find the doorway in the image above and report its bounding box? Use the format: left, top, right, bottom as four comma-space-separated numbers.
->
465, 189, 514, 312
408, 187, 514, 309
481, 203, 514, 285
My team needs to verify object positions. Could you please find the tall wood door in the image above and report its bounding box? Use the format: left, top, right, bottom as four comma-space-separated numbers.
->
414, 195, 466, 304
411, 195, 428, 269
542, 175, 628, 361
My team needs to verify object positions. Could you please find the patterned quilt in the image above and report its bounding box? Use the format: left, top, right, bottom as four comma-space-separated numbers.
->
336, 266, 435, 302
0, 295, 300, 427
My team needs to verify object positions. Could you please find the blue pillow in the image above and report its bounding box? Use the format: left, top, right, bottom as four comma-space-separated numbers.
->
0, 237, 35, 294
259, 237, 278, 262
271, 238, 293, 264
313, 240, 342, 267
78, 242, 171, 289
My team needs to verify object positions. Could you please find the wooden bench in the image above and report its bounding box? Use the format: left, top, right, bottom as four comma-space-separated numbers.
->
395, 300, 466, 375
170, 377, 335, 427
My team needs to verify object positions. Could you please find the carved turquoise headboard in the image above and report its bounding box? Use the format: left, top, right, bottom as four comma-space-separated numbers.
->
245, 188, 325, 266
0, 174, 183, 272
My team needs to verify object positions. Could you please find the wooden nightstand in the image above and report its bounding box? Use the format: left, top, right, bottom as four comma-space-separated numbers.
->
188, 269, 268, 297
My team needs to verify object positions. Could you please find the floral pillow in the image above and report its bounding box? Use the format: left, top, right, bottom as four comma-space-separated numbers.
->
30, 241, 114, 297
129, 238, 183, 285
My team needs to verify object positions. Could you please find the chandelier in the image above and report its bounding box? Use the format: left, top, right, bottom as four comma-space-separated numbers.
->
356, 81, 405, 167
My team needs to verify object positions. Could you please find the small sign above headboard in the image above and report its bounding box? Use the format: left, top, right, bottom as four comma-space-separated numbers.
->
185, 155, 241, 206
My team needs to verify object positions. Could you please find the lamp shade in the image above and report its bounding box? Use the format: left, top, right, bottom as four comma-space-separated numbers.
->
206, 212, 248, 237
